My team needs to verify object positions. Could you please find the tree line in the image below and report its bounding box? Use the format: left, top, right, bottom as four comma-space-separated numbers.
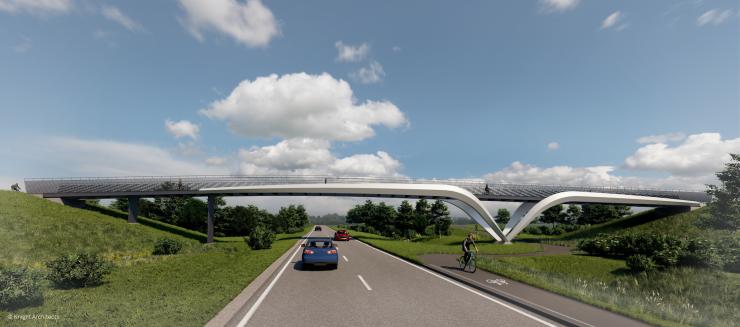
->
110, 196, 308, 237
346, 199, 452, 238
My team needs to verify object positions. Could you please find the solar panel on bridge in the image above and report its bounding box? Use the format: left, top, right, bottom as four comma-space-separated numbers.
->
23, 175, 712, 203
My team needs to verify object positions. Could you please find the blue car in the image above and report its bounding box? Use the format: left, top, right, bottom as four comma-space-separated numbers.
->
301, 238, 339, 269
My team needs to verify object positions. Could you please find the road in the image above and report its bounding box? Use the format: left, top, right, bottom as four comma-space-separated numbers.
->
227, 227, 561, 327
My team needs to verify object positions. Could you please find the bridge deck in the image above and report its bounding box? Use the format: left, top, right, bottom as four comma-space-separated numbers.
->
24, 176, 711, 203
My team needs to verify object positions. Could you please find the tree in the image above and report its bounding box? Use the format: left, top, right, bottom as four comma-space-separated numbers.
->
347, 200, 374, 225
565, 205, 582, 225
700, 153, 740, 230
540, 204, 564, 227
110, 198, 129, 212
430, 200, 452, 236
579, 204, 631, 225
396, 200, 415, 238
274, 205, 309, 233
372, 202, 397, 235
413, 199, 431, 235
495, 208, 511, 225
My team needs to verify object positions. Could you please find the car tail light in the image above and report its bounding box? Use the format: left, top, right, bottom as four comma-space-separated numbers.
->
303, 249, 314, 255
327, 250, 337, 254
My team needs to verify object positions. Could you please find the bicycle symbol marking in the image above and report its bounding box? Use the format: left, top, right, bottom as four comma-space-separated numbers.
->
486, 278, 508, 286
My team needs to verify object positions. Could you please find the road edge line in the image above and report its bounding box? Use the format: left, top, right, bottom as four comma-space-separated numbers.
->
355, 239, 559, 327
205, 230, 313, 327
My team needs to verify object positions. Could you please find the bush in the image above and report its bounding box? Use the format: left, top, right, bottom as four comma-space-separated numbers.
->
626, 254, 656, 273
680, 239, 725, 269
45, 253, 113, 288
152, 237, 183, 255
0, 266, 43, 309
246, 225, 275, 250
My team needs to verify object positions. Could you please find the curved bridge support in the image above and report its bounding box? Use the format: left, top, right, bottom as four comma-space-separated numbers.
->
201, 183, 509, 243
505, 191, 700, 240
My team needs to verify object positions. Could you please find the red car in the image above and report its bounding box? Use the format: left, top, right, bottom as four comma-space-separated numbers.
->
334, 229, 351, 241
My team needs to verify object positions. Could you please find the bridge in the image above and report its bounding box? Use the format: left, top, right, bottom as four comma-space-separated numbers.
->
25, 175, 708, 243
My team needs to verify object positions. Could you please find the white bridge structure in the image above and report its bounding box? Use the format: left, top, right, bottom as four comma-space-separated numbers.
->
25, 176, 707, 243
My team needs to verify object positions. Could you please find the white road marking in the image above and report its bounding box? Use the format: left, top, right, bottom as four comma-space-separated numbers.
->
357, 274, 372, 291
237, 230, 314, 327
343, 255, 349, 262
357, 240, 557, 327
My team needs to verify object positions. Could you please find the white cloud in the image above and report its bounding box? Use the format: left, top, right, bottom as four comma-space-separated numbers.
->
392, 45, 401, 53
624, 133, 740, 177
178, 0, 279, 47
102, 5, 144, 32
200, 72, 407, 142
484, 161, 621, 186
206, 156, 227, 166
176, 141, 202, 157
350, 60, 385, 84
547, 142, 560, 151
697, 9, 733, 26
165, 119, 199, 139
45, 137, 227, 176
237, 138, 402, 177
12, 36, 31, 53
0, 0, 72, 15
601, 11, 622, 29
335, 41, 369, 62
539, 0, 579, 13
636, 132, 686, 144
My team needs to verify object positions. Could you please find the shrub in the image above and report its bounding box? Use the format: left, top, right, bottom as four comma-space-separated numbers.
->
246, 225, 275, 250
0, 266, 43, 309
45, 253, 113, 288
680, 239, 725, 269
153, 237, 183, 255
626, 254, 656, 273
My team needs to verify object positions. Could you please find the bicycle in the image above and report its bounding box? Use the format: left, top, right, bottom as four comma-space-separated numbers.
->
458, 251, 477, 273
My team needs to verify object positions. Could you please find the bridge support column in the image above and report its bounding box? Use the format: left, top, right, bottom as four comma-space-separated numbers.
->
207, 195, 215, 244
127, 196, 139, 224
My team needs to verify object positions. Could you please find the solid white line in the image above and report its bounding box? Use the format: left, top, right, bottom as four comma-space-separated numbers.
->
356, 240, 556, 327
343, 255, 349, 262
444, 267, 595, 327
237, 230, 314, 327
357, 274, 372, 291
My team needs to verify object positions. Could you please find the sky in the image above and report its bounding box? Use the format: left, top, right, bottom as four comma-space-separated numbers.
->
0, 0, 738, 215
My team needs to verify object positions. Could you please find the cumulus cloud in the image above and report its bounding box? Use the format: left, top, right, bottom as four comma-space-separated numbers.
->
547, 142, 560, 151
102, 5, 144, 32
624, 133, 740, 177
637, 132, 686, 144
46, 137, 227, 176
237, 138, 402, 177
539, 0, 579, 13
601, 11, 624, 30
484, 162, 621, 186
178, 0, 279, 47
0, 0, 72, 15
200, 72, 407, 142
165, 120, 199, 139
697, 9, 733, 26
350, 61, 385, 84
335, 41, 369, 62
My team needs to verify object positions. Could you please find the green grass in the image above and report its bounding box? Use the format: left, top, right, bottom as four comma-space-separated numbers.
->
477, 254, 739, 327
0, 191, 307, 326
346, 227, 543, 264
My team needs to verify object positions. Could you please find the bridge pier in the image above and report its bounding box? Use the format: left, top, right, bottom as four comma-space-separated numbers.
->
207, 195, 215, 243
127, 196, 139, 224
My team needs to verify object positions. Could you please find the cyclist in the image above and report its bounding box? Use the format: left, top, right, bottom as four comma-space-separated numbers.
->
462, 232, 479, 265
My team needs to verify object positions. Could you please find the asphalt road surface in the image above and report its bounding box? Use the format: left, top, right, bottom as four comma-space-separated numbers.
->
229, 227, 562, 327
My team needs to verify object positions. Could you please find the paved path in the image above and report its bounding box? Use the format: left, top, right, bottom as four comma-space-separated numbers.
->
419, 254, 649, 327
226, 227, 560, 327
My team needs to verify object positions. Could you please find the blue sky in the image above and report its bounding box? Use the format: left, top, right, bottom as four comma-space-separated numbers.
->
0, 0, 738, 212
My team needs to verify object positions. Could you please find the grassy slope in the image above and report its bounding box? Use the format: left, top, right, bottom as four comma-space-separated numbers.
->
0, 191, 305, 326
344, 225, 543, 264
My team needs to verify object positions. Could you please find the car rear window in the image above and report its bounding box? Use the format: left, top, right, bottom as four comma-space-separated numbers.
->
308, 241, 333, 248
